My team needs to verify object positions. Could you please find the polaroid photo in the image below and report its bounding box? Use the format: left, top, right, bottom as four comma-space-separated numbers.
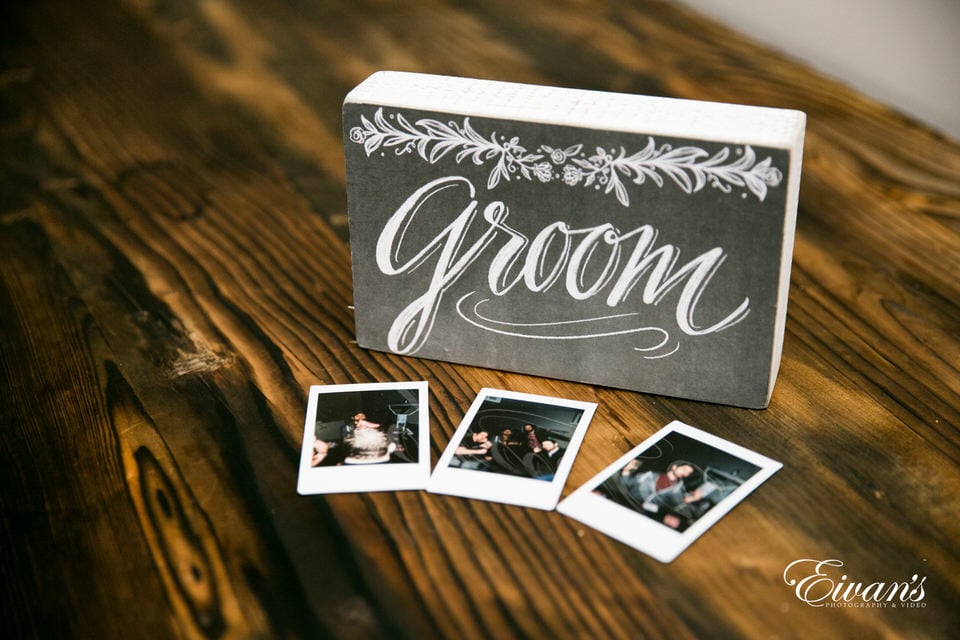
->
557, 420, 782, 563
297, 381, 430, 494
427, 388, 597, 510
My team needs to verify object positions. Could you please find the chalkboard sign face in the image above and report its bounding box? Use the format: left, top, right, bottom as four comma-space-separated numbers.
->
343, 73, 804, 408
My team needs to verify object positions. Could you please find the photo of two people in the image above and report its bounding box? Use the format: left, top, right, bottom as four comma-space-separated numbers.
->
557, 421, 782, 562
594, 430, 763, 532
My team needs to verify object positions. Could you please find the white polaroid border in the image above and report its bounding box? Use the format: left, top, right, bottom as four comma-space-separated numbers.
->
297, 381, 430, 494
557, 420, 782, 563
427, 388, 597, 510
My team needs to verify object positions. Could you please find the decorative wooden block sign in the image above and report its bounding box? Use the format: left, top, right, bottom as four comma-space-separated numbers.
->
343, 72, 805, 408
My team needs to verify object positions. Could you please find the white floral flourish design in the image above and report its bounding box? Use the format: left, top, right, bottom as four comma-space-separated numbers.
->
349, 107, 783, 206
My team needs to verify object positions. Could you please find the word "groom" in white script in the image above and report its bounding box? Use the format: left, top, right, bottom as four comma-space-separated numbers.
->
376, 176, 750, 355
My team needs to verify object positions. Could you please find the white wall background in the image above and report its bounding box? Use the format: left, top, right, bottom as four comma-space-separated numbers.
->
676, 0, 960, 140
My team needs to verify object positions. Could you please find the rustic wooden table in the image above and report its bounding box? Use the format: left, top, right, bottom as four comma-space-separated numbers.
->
2, 1, 958, 638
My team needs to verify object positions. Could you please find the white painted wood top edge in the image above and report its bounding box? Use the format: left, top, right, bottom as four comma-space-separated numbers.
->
345, 71, 806, 150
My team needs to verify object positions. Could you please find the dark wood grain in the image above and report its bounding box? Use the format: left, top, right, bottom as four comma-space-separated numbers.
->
2, 0, 958, 638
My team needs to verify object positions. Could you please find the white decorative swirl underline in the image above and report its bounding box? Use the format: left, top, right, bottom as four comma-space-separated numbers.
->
455, 292, 674, 355
637, 341, 680, 359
